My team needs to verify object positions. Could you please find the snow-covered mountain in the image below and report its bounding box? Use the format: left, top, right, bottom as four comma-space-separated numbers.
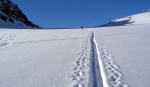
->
98, 12, 150, 27
0, 0, 40, 28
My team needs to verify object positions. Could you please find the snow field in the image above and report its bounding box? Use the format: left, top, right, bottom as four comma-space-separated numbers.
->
94, 24, 150, 87
1, 12, 150, 87
0, 29, 90, 87
67, 32, 91, 87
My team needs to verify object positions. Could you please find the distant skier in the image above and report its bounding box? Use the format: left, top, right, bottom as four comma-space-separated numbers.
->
81, 26, 83, 29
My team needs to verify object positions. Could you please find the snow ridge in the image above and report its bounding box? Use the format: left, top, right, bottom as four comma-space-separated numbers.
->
97, 12, 150, 27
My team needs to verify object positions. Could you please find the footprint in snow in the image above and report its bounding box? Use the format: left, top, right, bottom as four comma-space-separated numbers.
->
73, 84, 84, 87
0, 43, 7, 47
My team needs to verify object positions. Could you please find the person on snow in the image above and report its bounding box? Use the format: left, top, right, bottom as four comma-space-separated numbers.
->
81, 26, 83, 29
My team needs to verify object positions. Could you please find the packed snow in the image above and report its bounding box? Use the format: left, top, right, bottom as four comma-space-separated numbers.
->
0, 12, 150, 87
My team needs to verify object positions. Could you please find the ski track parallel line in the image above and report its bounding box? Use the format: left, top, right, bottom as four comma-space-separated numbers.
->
90, 30, 102, 87
91, 30, 109, 87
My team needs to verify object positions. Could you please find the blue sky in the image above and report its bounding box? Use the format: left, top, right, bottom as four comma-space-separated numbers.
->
11, 0, 150, 28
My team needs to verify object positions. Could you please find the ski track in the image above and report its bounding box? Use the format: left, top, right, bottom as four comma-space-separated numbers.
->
96, 35, 128, 87
89, 31, 103, 87
67, 30, 107, 87
68, 30, 129, 87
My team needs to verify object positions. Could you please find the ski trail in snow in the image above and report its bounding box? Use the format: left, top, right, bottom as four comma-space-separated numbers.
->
90, 30, 109, 87
67, 30, 128, 87
95, 35, 128, 87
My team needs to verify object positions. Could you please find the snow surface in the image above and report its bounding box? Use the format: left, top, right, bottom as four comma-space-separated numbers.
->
94, 24, 150, 87
0, 12, 150, 87
0, 29, 91, 87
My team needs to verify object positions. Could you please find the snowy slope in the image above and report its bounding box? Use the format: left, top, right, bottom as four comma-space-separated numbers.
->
98, 12, 150, 27
0, 19, 33, 28
0, 0, 40, 28
0, 29, 91, 87
0, 12, 150, 87
93, 12, 150, 87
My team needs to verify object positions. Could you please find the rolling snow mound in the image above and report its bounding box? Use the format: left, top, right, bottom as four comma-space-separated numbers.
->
98, 12, 150, 27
